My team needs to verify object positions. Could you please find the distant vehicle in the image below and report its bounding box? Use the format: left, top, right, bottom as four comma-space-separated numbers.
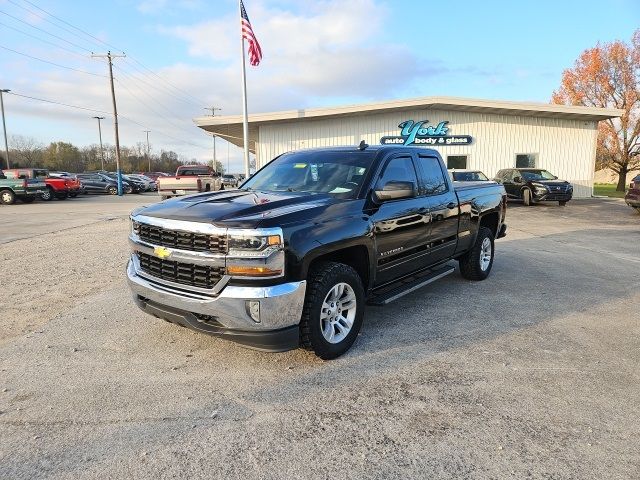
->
449, 169, 490, 182
76, 173, 118, 195
0, 170, 47, 204
494, 168, 573, 206
99, 173, 140, 194
625, 174, 640, 212
127, 174, 157, 191
142, 172, 169, 182
221, 174, 238, 188
157, 165, 223, 200
3, 168, 81, 201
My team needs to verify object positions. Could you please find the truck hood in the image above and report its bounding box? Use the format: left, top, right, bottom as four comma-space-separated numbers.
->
137, 189, 337, 227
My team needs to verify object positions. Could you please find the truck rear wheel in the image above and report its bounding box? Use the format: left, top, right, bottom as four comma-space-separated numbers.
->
1, 189, 16, 205
300, 262, 364, 360
41, 187, 54, 201
458, 227, 494, 281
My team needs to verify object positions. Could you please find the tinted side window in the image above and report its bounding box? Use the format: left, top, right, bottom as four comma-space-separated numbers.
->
417, 156, 448, 195
378, 157, 418, 189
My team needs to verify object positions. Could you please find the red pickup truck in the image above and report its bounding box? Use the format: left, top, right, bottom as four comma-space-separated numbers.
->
3, 168, 82, 200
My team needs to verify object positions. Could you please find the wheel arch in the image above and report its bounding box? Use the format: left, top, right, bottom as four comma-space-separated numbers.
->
304, 243, 373, 292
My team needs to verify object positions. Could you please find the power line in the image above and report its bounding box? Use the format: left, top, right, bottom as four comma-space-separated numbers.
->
14, 0, 123, 52
0, 45, 105, 77
0, 9, 92, 53
5, 91, 111, 114
0, 20, 90, 59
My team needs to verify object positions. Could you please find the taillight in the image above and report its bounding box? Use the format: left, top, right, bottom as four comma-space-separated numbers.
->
23, 179, 28, 188
197, 178, 202, 189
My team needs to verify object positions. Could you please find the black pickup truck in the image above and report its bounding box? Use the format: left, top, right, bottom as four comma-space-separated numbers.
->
127, 145, 507, 359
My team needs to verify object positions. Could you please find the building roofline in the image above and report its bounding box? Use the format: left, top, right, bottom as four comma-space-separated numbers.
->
194, 95, 623, 150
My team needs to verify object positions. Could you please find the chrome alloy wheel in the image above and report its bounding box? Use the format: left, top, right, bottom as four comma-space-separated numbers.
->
320, 282, 357, 344
480, 237, 492, 271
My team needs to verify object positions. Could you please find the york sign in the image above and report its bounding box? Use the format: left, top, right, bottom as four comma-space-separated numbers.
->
380, 120, 473, 146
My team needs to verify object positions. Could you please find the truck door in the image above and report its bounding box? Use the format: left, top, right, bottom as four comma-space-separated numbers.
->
415, 154, 459, 265
370, 155, 431, 286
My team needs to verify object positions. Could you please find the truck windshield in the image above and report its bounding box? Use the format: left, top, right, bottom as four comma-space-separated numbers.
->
241, 151, 374, 199
521, 170, 556, 181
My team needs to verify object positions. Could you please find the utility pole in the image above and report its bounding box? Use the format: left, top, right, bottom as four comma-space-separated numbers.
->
92, 51, 125, 195
0, 89, 10, 169
204, 107, 221, 172
144, 130, 151, 172
92, 116, 105, 171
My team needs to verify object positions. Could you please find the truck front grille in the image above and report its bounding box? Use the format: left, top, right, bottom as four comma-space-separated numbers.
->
137, 252, 224, 289
134, 221, 227, 253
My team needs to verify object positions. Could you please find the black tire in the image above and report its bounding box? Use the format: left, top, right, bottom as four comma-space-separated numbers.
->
522, 188, 532, 206
459, 226, 495, 281
124, 185, 133, 194
69, 192, 78, 198
40, 187, 54, 201
559, 201, 567, 206
20, 196, 35, 203
300, 262, 365, 360
161, 195, 170, 200
0, 189, 16, 205
55, 192, 68, 200
108, 186, 117, 195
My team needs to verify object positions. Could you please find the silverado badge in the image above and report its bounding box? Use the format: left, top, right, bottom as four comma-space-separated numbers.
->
153, 246, 172, 260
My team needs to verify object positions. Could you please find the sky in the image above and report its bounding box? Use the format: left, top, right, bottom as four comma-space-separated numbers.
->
0, 0, 638, 173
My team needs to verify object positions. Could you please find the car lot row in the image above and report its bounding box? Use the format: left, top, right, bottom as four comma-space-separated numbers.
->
0, 168, 167, 205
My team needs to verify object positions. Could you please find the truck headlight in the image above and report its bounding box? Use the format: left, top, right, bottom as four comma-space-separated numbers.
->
226, 228, 285, 278
531, 183, 547, 195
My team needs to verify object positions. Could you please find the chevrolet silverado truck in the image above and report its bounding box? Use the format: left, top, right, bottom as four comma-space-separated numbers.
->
0, 170, 47, 204
157, 165, 223, 200
127, 145, 507, 359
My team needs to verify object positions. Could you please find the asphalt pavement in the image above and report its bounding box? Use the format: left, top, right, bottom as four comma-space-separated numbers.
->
0, 196, 638, 479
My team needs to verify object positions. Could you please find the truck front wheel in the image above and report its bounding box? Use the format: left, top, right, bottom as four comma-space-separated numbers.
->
458, 227, 495, 281
0, 189, 16, 205
300, 262, 364, 360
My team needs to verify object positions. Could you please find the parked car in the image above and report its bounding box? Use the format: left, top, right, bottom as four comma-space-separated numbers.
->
494, 168, 573, 206
127, 145, 507, 359
625, 174, 640, 212
142, 172, 169, 182
127, 174, 157, 191
221, 174, 238, 188
0, 170, 47, 204
99, 173, 140, 194
157, 165, 223, 200
2, 168, 80, 201
449, 169, 490, 182
76, 173, 118, 195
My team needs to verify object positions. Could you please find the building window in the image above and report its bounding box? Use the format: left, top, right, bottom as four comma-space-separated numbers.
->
447, 155, 468, 169
515, 154, 537, 168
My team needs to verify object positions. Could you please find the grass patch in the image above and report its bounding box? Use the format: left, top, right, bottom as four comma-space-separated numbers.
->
594, 184, 627, 198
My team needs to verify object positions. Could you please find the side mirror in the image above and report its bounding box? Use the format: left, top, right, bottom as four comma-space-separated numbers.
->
513, 176, 523, 183
374, 180, 416, 202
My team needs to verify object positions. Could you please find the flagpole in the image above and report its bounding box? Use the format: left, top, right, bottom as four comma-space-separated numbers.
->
239, 0, 250, 178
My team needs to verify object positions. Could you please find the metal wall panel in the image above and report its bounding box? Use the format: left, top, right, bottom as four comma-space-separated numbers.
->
257, 109, 598, 198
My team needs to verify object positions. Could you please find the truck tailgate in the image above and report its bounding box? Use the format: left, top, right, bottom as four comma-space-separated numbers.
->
158, 177, 200, 192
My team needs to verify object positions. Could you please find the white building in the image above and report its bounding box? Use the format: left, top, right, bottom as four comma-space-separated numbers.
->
195, 96, 622, 198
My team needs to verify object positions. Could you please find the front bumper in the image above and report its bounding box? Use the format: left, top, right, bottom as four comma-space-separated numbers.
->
127, 257, 306, 349
625, 192, 640, 207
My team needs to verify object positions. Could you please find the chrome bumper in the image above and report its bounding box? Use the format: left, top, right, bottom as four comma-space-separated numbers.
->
127, 256, 306, 331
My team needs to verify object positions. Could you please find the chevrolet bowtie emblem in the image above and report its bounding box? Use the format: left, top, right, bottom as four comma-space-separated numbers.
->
153, 246, 172, 260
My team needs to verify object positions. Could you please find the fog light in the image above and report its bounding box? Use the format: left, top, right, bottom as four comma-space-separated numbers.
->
247, 301, 261, 323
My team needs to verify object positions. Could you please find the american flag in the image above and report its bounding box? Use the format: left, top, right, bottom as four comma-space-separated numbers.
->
240, 0, 262, 66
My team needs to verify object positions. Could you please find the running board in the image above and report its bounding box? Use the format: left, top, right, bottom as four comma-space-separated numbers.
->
367, 265, 455, 306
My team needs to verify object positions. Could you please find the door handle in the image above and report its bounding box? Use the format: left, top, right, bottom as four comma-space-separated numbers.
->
446, 202, 456, 209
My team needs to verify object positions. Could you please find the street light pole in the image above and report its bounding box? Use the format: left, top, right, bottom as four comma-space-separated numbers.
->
92, 116, 105, 171
144, 130, 151, 172
205, 107, 221, 171
0, 89, 11, 169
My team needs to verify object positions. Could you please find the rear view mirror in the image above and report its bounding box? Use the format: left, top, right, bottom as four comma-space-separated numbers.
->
513, 176, 523, 183
374, 180, 415, 202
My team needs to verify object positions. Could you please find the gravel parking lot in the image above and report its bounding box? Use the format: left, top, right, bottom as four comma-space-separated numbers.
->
0, 196, 638, 479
